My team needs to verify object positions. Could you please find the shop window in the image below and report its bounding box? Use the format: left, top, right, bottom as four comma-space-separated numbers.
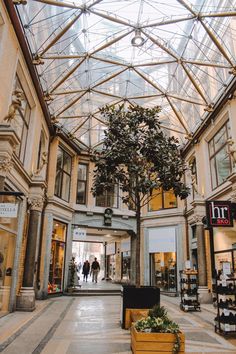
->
48, 221, 67, 294
121, 251, 131, 281
149, 187, 177, 211
96, 185, 118, 208
55, 146, 72, 202
76, 164, 88, 204
11, 75, 31, 162
151, 252, 177, 292
209, 121, 231, 189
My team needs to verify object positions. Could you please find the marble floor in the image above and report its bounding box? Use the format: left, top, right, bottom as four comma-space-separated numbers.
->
0, 294, 236, 354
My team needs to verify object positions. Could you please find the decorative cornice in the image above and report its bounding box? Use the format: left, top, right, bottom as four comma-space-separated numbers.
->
189, 214, 204, 225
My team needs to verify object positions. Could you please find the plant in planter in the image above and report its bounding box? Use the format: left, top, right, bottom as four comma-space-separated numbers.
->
68, 257, 77, 292
131, 305, 184, 354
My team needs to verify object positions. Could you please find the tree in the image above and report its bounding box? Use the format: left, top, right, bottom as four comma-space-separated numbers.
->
92, 105, 189, 285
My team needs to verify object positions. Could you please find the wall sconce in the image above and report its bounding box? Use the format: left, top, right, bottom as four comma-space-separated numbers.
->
131, 29, 145, 47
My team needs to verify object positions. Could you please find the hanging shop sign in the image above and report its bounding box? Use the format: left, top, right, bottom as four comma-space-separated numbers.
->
73, 228, 86, 240
0, 203, 18, 218
205, 200, 233, 227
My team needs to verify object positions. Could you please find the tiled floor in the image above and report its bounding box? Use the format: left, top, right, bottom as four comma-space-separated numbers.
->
0, 293, 236, 353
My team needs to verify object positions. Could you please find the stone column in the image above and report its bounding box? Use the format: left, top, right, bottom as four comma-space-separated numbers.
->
16, 196, 44, 311
196, 223, 207, 286
195, 221, 211, 303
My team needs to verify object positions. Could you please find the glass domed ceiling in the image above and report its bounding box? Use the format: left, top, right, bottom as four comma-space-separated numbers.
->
16, 0, 236, 149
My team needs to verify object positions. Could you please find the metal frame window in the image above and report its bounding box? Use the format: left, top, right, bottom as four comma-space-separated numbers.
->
12, 75, 31, 162
54, 147, 72, 202
209, 121, 231, 189
76, 163, 88, 204
148, 188, 177, 212
96, 185, 118, 208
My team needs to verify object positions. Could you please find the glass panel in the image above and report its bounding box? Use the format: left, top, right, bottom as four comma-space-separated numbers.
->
215, 146, 231, 185
63, 151, 72, 173
54, 171, 62, 197
78, 164, 87, 181
122, 252, 130, 281
77, 181, 86, 204
152, 252, 176, 292
164, 190, 177, 209
56, 148, 63, 170
17, 2, 236, 148
210, 158, 217, 189
61, 173, 70, 201
214, 126, 227, 152
48, 240, 65, 293
149, 188, 162, 211
52, 221, 66, 242
215, 252, 232, 275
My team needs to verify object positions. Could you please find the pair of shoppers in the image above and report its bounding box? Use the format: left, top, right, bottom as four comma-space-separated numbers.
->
82, 258, 100, 283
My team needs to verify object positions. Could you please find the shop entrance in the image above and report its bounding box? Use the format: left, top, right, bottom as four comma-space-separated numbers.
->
72, 241, 105, 282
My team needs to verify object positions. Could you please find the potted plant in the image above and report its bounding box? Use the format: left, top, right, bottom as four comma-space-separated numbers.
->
131, 305, 185, 354
67, 257, 77, 293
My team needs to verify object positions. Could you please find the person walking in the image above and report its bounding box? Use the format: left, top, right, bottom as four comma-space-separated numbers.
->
82, 260, 90, 282
91, 257, 100, 283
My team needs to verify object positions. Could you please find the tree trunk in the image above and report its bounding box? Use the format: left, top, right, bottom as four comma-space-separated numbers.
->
135, 201, 141, 286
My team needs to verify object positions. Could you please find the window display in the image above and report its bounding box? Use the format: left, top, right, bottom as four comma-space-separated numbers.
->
48, 221, 67, 294
151, 252, 177, 292
122, 252, 131, 281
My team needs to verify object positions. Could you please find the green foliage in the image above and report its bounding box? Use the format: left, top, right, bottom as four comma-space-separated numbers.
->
92, 104, 190, 211
68, 257, 77, 288
148, 305, 167, 319
135, 305, 181, 353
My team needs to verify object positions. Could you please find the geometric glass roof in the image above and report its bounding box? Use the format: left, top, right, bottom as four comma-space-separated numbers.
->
16, 0, 236, 149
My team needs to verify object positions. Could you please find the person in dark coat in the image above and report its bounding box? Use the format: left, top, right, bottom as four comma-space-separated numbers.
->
82, 260, 90, 282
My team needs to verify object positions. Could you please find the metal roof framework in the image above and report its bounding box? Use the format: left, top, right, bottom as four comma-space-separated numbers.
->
14, 0, 236, 150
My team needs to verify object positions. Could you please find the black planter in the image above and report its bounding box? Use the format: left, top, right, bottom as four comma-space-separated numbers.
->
120, 285, 160, 328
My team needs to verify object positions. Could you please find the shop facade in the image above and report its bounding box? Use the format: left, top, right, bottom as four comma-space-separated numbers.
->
48, 220, 67, 294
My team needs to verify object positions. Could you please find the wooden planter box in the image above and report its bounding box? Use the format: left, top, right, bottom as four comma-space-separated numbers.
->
131, 326, 185, 354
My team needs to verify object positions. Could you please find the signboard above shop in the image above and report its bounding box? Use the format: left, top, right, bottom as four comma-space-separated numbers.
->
73, 228, 86, 240
0, 203, 18, 218
205, 200, 233, 227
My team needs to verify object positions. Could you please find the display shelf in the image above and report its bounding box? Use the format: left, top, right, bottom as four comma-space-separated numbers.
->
215, 277, 236, 335
179, 270, 200, 312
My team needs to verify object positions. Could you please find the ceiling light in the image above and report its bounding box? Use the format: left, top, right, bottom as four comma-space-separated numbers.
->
131, 29, 145, 47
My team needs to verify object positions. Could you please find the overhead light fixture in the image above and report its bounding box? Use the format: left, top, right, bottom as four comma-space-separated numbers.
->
131, 29, 145, 47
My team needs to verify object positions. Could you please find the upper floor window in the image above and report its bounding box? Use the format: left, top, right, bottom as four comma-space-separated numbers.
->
77, 164, 88, 204
149, 187, 177, 211
12, 75, 31, 162
55, 147, 72, 202
209, 121, 231, 189
96, 185, 118, 208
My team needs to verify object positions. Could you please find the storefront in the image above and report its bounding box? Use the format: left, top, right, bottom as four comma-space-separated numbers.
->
0, 194, 21, 314
213, 226, 236, 275
120, 237, 131, 281
48, 220, 67, 294
149, 227, 177, 293
206, 200, 236, 277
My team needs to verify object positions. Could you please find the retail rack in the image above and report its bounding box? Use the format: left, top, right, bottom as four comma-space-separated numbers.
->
179, 269, 201, 312
214, 277, 236, 335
